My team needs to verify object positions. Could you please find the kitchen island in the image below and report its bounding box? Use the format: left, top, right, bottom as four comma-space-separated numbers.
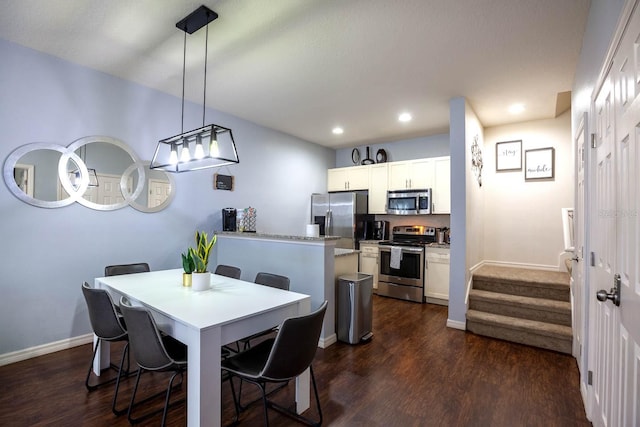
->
213, 231, 358, 347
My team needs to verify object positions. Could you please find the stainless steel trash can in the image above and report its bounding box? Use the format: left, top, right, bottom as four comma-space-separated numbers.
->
337, 273, 373, 344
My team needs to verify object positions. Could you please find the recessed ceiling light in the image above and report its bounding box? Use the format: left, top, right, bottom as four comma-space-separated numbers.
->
332, 127, 344, 135
398, 112, 412, 122
508, 103, 525, 114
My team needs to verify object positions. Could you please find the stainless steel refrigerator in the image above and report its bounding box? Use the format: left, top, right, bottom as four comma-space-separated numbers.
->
311, 192, 372, 249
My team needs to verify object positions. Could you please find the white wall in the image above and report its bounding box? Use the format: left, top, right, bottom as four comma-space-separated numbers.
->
0, 39, 334, 356
483, 111, 573, 269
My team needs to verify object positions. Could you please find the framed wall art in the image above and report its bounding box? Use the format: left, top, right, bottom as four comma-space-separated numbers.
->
495, 140, 522, 171
525, 147, 555, 180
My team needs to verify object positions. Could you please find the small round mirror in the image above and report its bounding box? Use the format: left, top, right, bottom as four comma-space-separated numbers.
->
3, 143, 78, 208
124, 162, 175, 213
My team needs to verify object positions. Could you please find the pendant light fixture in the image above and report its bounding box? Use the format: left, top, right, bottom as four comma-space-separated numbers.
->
151, 5, 239, 173
71, 144, 99, 188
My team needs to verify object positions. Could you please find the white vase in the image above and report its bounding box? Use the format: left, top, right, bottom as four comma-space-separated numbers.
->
191, 272, 211, 291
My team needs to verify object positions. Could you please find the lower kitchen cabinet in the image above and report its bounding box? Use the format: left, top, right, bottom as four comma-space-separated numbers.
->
424, 246, 449, 305
358, 242, 379, 291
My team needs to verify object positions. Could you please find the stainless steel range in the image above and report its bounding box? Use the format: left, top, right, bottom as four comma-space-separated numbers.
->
378, 225, 436, 303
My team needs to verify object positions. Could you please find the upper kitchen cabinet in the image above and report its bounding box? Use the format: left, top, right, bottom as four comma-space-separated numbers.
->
387, 158, 435, 191
368, 163, 388, 214
328, 165, 369, 191
432, 156, 451, 214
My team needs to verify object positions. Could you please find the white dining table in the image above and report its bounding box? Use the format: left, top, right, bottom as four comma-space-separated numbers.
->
94, 268, 311, 427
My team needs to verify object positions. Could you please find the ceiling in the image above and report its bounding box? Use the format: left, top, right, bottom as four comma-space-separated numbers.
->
0, 0, 590, 149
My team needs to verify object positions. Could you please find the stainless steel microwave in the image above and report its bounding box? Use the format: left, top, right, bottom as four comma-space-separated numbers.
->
386, 189, 432, 215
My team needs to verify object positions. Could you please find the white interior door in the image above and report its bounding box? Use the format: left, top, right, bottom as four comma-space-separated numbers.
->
611, 7, 640, 424
589, 3, 640, 425
591, 66, 617, 427
573, 113, 589, 398
148, 178, 171, 208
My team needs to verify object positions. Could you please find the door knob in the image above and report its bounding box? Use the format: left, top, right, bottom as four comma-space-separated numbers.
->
596, 273, 621, 306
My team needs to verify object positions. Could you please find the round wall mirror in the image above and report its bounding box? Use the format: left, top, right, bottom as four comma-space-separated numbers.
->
124, 162, 175, 213
3, 136, 174, 212
62, 136, 143, 211
3, 143, 79, 208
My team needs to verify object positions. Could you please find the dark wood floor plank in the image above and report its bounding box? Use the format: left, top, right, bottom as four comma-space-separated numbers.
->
0, 295, 590, 426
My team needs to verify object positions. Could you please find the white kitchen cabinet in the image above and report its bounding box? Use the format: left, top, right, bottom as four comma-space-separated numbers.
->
368, 163, 388, 214
424, 246, 449, 305
387, 158, 435, 191
432, 157, 451, 214
358, 242, 379, 291
328, 165, 369, 191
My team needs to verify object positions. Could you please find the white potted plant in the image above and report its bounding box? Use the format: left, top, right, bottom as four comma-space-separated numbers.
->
189, 231, 216, 291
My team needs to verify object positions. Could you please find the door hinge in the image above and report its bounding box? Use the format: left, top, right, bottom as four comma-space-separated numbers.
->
590, 251, 596, 267
588, 370, 593, 385
590, 133, 597, 149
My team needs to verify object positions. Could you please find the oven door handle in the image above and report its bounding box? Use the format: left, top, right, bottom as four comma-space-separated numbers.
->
379, 245, 424, 253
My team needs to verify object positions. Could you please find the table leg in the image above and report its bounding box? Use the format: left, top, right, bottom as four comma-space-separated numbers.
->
92, 334, 110, 375
295, 368, 311, 413
294, 298, 312, 413
186, 327, 221, 427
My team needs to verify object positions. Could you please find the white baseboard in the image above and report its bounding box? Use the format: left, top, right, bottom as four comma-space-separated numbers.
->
482, 260, 559, 271
0, 333, 93, 367
446, 319, 466, 330
319, 333, 337, 348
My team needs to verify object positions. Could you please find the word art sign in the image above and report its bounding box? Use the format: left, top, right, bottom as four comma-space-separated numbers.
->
525, 147, 555, 180
495, 140, 522, 171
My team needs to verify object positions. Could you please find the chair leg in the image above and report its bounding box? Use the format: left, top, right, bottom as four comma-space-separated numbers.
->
267, 365, 322, 427
127, 368, 144, 424
111, 342, 129, 415
258, 382, 269, 427
85, 338, 102, 391
227, 375, 241, 424
128, 368, 186, 425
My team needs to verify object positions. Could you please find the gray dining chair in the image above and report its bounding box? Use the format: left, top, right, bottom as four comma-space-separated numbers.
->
237, 273, 291, 350
81, 282, 130, 415
104, 262, 150, 277
215, 264, 241, 279
222, 301, 327, 427
119, 297, 188, 426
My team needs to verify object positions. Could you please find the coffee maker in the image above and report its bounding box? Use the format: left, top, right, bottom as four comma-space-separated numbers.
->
222, 208, 237, 232
371, 220, 389, 241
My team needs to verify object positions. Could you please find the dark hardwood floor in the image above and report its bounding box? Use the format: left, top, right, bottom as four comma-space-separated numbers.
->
0, 295, 591, 426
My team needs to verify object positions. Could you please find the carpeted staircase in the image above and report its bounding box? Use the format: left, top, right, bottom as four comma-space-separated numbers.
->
466, 265, 572, 354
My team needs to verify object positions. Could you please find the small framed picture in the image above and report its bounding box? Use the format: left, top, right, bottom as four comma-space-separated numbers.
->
525, 147, 555, 180
495, 140, 522, 171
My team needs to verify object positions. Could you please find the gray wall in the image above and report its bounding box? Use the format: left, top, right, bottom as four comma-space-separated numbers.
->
0, 39, 334, 355
335, 133, 449, 167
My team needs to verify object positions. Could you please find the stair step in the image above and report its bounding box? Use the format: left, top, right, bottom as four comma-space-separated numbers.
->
469, 289, 572, 326
466, 309, 572, 354
473, 265, 570, 302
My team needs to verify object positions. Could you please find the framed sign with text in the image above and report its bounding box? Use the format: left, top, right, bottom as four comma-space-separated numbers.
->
525, 147, 555, 180
495, 140, 522, 171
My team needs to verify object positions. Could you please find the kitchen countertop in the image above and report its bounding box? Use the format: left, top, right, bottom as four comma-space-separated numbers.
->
216, 231, 340, 242
334, 248, 359, 257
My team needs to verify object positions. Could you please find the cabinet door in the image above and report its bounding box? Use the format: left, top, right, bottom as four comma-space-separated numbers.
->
368, 164, 388, 213
387, 161, 411, 190
433, 157, 451, 214
327, 168, 349, 192
409, 158, 435, 189
347, 166, 369, 190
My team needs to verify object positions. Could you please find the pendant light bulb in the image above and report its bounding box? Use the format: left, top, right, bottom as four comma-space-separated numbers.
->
194, 135, 205, 159
169, 144, 178, 165
210, 133, 219, 157
180, 139, 191, 163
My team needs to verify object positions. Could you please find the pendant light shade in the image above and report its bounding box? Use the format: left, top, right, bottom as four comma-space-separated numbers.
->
150, 5, 239, 173
151, 124, 239, 172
